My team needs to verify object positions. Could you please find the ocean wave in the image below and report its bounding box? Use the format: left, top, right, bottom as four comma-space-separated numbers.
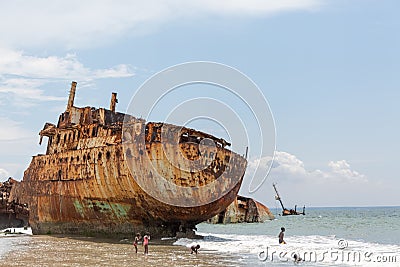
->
174, 232, 400, 266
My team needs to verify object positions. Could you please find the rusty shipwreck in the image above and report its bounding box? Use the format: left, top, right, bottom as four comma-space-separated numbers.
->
273, 183, 305, 216
2, 82, 247, 238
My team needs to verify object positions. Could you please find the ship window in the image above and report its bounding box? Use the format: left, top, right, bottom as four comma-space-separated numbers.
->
180, 132, 189, 143
98, 152, 102, 160
63, 134, 66, 143
77, 156, 80, 162
106, 151, 111, 160
71, 157, 74, 162
87, 155, 91, 160
56, 134, 60, 144
83, 155, 86, 161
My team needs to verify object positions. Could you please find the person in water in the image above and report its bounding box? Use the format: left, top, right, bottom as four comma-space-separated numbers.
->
191, 244, 200, 254
278, 227, 286, 244
293, 253, 303, 264
143, 233, 150, 254
133, 233, 141, 253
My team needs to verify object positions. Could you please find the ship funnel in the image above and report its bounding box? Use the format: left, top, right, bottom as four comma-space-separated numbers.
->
110, 92, 118, 112
66, 81, 77, 111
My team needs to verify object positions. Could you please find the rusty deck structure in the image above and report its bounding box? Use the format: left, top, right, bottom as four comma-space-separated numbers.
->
207, 195, 274, 224
3, 82, 247, 237
0, 178, 29, 229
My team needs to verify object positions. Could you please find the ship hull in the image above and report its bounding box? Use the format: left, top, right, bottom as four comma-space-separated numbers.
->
10, 142, 245, 237
6, 83, 247, 237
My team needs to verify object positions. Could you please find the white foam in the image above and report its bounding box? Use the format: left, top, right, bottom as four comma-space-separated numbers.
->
0, 227, 32, 236
173, 232, 400, 266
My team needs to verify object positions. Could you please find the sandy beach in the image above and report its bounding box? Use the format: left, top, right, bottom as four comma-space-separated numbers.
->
0, 235, 244, 267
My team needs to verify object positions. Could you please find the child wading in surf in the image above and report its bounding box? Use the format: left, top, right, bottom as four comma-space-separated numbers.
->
133, 233, 141, 253
143, 233, 150, 254
279, 227, 286, 244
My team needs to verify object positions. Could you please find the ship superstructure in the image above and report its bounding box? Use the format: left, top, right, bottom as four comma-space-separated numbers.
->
5, 82, 247, 237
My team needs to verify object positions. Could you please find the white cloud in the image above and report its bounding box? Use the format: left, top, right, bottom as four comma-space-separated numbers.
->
0, 168, 10, 180
191, 0, 322, 15
242, 151, 374, 206
327, 160, 367, 182
0, 117, 32, 141
0, 48, 134, 105
0, 1, 320, 106
0, 48, 134, 81
0, 78, 65, 103
93, 64, 135, 79
0, 0, 324, 49
246, 151, 367, 185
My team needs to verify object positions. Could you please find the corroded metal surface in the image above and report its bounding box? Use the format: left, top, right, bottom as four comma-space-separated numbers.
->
0, 178, 29, 228
207, 195, 274, 224
6, 82, 247, 237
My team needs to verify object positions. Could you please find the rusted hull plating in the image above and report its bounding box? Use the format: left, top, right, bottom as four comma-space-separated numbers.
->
11, 143, 245, 236
7, 82, 247, 237
208, 196, 275, 224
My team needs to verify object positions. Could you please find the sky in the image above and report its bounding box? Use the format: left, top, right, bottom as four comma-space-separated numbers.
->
0, 0, 399, 208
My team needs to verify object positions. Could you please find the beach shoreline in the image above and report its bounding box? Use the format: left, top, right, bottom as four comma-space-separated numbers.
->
0, 234, 245, 267
1, 207, 399, 267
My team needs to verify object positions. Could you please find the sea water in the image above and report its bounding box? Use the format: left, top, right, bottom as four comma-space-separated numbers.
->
176, 206, 400, 266
0, 207, 399, 266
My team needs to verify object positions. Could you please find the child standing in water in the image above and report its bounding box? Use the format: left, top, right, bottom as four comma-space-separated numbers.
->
143, 233, 150, 254
279, 227, 286, 244
133, 233, 141, 253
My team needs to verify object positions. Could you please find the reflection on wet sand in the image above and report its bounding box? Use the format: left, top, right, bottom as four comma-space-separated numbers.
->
0, 235, 244, 267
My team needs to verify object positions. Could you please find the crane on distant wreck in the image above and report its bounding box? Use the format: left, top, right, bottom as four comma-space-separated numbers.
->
272, 183, 305, 216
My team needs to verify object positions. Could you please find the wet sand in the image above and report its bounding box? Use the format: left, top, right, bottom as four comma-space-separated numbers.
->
0, 235, 245, 267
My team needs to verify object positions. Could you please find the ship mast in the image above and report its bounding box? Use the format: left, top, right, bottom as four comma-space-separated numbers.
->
110, 92, 118, 112
272, 183, 286, 211
66, 81, 77, 111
